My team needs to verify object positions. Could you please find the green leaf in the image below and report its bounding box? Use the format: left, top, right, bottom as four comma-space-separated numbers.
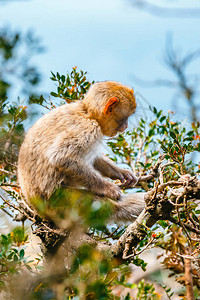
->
161, 144, 168, 152
169, 131, 177, 139
61, 75, 65, 83
7, 252, 14, 260
50, 77, 57, 81
174, 129, 179, 135
157, 110, 162, 118
124, 293, 131, 300
50, 92, 58, 97
66, 76, 70, 86
57, 87, 63, 94
35, 265, 43, 270
25, 264, 32, 271
14, 254, 18, 261
153, 107, 157, 114
8, 106, 17, 116
19, 249, 24, 259
159, 116, 166, 122
187, 130, 195, 136
184, 137, 194, 142
51, 71, 56, 77
56, 72, 60, 80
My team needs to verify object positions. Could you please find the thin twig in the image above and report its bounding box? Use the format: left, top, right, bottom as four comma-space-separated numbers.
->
0, 194, 35, 222
0, 169, 15, 176
1, 183, 20, 188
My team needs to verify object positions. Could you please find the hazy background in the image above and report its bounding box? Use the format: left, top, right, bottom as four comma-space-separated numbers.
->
0, 0, 200, 120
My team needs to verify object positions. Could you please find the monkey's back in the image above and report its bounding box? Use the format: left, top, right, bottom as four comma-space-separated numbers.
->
18, 103, 102, 202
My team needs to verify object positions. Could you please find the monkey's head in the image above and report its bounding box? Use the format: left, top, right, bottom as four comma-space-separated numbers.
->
83, 81, 137, 137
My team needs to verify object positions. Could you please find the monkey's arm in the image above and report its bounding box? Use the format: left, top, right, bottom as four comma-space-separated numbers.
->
48, 147, 121, 201
66, 160, 122, 200
94, 157, 137, 188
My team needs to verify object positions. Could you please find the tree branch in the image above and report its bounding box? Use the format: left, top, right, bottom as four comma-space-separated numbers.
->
130, 0, 200, 18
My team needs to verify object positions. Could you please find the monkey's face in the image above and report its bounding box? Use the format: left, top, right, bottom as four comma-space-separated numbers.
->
102, 108, 135, 137
83, 81, 137, 137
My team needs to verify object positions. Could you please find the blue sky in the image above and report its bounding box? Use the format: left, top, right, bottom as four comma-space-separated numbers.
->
0, 0, 200, 120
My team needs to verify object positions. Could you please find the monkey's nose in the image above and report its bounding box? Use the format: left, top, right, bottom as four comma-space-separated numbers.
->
124, 122, 128, 130
118, 120, 128, 132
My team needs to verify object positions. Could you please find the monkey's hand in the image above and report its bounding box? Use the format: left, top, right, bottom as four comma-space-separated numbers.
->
98, 182, 122, 201
117, 169, 138, 188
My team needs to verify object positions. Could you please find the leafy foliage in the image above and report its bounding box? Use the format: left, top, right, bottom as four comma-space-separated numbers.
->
50, 66, 94, 102
29, 67, 94, 111
0, 228, 31, 292
136, 279, 161, 300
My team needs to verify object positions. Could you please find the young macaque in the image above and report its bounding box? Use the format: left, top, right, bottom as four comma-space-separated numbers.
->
18, 81, 145, 221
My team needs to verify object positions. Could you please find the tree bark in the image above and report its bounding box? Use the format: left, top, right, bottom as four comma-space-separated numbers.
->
185, 255, 194, 300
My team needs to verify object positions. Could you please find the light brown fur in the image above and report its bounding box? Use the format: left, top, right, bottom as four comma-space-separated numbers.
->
18, 81, 145, 221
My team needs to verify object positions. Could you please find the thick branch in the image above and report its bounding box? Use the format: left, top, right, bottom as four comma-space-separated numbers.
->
110, 209, 154, 259
105, 176, 200, 261
185, 255, 195, 300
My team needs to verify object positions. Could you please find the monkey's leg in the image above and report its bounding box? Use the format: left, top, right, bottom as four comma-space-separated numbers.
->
108, 192, 145, 222
54, 159, 121, 200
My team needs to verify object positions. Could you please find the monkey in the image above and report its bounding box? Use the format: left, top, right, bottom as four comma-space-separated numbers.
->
17, 81, 145, 222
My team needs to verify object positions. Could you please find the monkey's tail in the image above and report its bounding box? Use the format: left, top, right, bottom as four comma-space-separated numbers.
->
108, 193, 145, 222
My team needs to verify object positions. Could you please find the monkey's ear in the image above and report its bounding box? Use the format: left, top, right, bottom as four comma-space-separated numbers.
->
103, 97, 119, 115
